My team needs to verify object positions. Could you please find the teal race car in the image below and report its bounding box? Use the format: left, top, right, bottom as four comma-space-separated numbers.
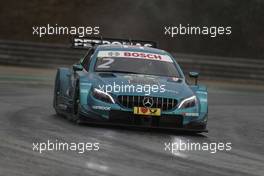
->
53, 38, 208, 133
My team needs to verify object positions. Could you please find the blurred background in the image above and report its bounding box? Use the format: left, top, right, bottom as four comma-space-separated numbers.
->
0, 2, 264, 176
0, 0, 263, 83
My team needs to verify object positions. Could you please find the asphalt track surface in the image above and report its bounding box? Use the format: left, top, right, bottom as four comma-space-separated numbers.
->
0, 69, 264, 176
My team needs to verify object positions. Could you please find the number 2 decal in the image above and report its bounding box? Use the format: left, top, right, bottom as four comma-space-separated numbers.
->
97, 58, 114, 69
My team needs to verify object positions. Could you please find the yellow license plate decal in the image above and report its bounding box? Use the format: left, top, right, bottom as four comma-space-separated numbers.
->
133, 107, 161, 116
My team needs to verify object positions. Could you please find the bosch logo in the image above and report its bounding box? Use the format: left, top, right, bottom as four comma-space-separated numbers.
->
124, 52, 162, 60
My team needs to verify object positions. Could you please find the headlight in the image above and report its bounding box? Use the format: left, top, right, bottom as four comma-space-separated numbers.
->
178, 95, 197, 109
92, 88, 115, 104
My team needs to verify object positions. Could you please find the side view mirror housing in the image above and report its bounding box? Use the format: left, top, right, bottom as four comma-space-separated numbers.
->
189, 71, 199, 85
73, 64, 83, 72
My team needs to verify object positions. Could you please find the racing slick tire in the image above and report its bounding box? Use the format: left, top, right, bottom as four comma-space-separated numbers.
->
53, 70, 63, 116
71, 80, 83, 124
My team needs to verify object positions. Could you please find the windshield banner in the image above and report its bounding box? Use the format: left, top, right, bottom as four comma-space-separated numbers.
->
97, 51, 173, 62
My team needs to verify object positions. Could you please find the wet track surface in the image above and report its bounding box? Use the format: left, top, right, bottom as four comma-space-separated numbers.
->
0, 82, 264, 176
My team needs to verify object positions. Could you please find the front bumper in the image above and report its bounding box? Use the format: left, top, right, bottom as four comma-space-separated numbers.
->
80, 104, 208, 132
109, 110, 183, 128
78, 95, 208, 132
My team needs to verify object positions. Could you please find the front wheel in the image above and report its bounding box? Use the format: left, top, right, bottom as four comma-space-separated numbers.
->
71, 81, 83, 124
53, 71, 62, 116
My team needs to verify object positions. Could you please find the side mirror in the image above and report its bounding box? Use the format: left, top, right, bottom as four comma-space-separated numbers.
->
73, 64, 83, 72
189, 72, 199, 85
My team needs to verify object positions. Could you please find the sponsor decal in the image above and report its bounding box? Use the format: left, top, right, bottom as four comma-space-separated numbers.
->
133, 107, 161, 116
97, 51, 173, 62
73, 38, 157, 48
92, 106, 111, 111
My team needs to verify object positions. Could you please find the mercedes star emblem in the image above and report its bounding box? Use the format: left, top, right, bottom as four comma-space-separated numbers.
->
143, 97, 154, 108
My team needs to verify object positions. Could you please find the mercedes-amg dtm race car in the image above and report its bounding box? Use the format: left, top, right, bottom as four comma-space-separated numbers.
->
53, 37, 208, 132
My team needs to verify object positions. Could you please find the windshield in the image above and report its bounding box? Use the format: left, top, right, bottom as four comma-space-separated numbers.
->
94, 51, 181, 77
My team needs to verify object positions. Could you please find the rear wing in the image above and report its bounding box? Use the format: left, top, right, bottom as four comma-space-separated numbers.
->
72, 37, 157, 49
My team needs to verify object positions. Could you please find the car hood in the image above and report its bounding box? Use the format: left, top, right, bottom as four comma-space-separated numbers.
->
87, 72, 194, 99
